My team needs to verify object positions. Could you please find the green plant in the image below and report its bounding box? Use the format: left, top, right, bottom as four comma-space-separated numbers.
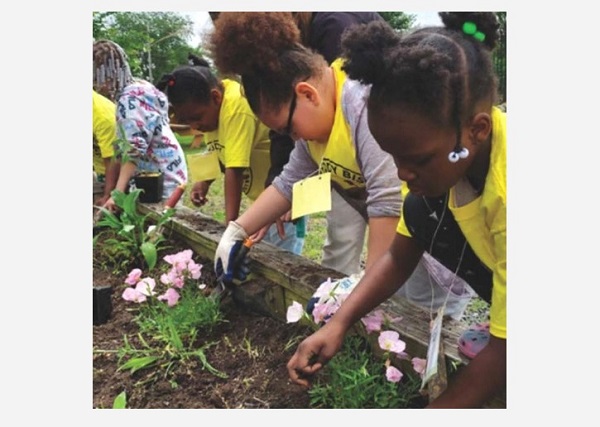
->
94, 188, 175, 271
308, 335, 424, 408
287, 276, 428, 408
114, 249, 227, 382
117, 332, 226, 381
239, 332, 263, 360
113, 391, 127, 409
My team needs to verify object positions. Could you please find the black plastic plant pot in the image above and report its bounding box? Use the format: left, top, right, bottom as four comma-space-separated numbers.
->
93, 286, 113, 326
134, 172, 164, 203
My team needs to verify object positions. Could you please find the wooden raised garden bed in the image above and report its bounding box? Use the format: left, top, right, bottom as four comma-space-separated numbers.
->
137, 202, 506, 408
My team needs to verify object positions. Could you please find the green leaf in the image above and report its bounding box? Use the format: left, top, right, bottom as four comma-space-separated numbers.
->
118, 356, 158, 374
112, 391, 127, 409
140, 241, 157, 269
166, 318, 184, 351
123, 190, 140, 216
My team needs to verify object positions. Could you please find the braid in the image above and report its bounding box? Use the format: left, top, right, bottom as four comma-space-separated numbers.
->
157, 55, 221, 106
93, 40, 133, 102
342, 12, 499, 129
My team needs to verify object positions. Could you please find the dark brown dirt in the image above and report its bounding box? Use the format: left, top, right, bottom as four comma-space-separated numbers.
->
93, 233, 314, 409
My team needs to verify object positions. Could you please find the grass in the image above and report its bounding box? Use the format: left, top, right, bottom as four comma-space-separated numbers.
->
182, 174, 329, 263
308, 335, 425, 408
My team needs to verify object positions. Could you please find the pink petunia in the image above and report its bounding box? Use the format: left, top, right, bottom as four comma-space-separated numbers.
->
361, 310, 384, 333
286, 301, 305, 323
313, 278, 335, 300
125, 268, 143, 285
385, 365, 403, 383
158, 288, 180, 307
378, 330, 407, 355
311, 299, 340, 324
160, 271, 174, 286
122, 287, 147, 303
187, 260, 202, 280
412, 357, 427, 377
135, 277, 156, 296
164, 250, 194, 273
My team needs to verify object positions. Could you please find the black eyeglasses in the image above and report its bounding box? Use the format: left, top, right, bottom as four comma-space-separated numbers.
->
282, 90, 297, 136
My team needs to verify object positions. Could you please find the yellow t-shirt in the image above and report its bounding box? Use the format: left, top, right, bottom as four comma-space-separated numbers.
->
92, 90, 117, 175
307, 59, 364, 190
202, 79, 271, 200
397, 107, 507, 339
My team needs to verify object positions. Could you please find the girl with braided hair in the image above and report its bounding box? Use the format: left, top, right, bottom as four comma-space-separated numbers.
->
93, 39, 187, 212
287, 12, 506, 408
156, 54, 303, 254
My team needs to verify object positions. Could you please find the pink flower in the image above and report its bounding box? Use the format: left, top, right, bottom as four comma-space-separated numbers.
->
378, 330, 406, 355
386, 365, 403, 383
164, 250, 194, 273
122, 287, 147, 303
313, 278, 335, 299
158, 288, 180, 307
187, 260, 202, 279
361, 310, 384, 333
160, 271, 175, 286
412, 357, 427, 377
312, 300, 340, 324
286, 301, 305, 323
135, 277, 156, 296
125, 268, 142, 285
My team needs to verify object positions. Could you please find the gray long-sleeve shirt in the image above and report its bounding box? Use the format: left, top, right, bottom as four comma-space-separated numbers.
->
272, 79, 401, 220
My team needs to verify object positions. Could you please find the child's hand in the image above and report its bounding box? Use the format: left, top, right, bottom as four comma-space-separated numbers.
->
102, 197, 118, 213
286, 323, 345, 387
190, 181, 210, 207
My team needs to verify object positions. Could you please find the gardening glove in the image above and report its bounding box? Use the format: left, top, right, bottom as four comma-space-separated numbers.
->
215, 221, 250, 283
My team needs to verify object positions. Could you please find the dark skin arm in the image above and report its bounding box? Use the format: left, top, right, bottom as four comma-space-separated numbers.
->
224, 167, 245, 223
426, 336, 506, 408
287, 232, 507, 408
287, 234, 423, 383
97, 158, 120, 206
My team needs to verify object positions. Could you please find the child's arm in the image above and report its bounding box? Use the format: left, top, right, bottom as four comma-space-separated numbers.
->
287, 233, 424, 385
427, 336, 506, 408
364, 216, 400, 271
224, 167, 245, 223
235, 186, 291, 235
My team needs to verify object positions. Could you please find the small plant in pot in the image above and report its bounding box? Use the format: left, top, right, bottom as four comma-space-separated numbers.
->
93, 188, 177, 325
133, 171, 164, 203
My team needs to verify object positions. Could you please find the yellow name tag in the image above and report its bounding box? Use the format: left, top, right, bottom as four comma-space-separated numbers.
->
186, 151, 221, 182
291, 172, 332, 220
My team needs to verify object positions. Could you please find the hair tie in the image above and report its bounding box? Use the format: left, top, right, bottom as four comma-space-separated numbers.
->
462, 21, 486, 42
168, 78, 176, 87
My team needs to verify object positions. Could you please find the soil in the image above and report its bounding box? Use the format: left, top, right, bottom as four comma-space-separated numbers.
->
93, 233, 315, 409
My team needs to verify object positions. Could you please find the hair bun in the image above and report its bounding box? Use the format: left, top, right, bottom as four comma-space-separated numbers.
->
341, 21, 399, 85
210, 12, 301, 75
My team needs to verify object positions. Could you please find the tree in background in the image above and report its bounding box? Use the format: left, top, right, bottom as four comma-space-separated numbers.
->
93, 12, 205, 85
378, 12, 416, 31
493, 12, 507, 104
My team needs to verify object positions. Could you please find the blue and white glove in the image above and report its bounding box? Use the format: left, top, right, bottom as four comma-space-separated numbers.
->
215, 221, 250, 283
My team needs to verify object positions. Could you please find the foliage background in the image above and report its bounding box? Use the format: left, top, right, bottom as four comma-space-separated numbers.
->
92, 11, 506, 101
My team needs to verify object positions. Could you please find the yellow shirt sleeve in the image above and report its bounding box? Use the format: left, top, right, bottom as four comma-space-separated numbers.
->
92, 91, 117, 174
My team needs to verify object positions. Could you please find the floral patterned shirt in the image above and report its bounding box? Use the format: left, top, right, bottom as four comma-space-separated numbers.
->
116, 80, 188, 198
